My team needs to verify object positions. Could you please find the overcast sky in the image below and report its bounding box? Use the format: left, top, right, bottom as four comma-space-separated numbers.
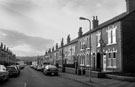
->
0, 0, 126, 56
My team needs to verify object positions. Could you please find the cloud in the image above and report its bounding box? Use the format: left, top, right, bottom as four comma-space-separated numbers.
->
0, 29, 54, 56
0, 0, 36, 13
0, 0, 126, 56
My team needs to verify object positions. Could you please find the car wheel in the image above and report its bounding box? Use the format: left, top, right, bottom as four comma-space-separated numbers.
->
3, 75, 6, 81
6, 75, 9, 81
55, 73, 58, 76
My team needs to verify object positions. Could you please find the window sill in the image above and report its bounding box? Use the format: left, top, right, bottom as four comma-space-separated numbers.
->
107, 66, 117, 68
86, 48, 90, 50
107, 43, 117, 46
80, 49, 85, 51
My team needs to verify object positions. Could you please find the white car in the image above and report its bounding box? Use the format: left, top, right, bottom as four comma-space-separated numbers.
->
0, 65, 9, 82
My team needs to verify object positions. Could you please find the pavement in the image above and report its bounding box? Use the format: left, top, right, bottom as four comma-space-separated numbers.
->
59, 72, 135, 87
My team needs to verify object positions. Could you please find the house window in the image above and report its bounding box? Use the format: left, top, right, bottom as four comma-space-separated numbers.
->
87, 38, 89, 48
96, 32, 101, 47
112, 27, 117, 44
108, 53, 112, 68
80, 42, 82, 49
113, 52, 116, 58
107, 30, 111, 45
80, 56, 85, 66
107, 25, 117, 45
85, 54, 89, 65
107, 51, 117, 68
112, 52, 117, 68
82, 43, 85, 49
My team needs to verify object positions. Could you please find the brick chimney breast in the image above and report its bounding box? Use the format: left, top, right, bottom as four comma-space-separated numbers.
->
126, 0, 135, 13
67, 35, 71, 44
92, 16, 99, 29
56, 43, 58, 49
78, 27, 83, 37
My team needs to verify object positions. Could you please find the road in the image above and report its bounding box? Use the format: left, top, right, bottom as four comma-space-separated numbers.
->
0, 66, 90, 87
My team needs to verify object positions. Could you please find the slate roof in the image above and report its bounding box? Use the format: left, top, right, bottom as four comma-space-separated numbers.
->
84, 10, 135, 36
51, 10, 135, 52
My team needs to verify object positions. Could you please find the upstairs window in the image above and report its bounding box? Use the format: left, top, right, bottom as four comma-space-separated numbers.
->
80, 42, 82, 49
96, 32, 101, 47
107, 25, 117, 45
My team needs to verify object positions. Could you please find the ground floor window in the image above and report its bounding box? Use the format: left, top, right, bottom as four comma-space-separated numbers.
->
108, 53, 111, 68
85, 54, 89, 65
79, 55, 85, 66
107, 51, 117, 68
112, 52, 116, 68
82, 56, 85, 66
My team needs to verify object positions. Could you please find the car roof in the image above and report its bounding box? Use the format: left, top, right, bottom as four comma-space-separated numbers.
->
46, 65, 57, 68
7, 65, 18, 68
7, 66, 16, 67
0, 65, 5, 67
0, 65, 6, 70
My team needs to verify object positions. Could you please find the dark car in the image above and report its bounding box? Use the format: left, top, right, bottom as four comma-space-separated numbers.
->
6, 66, 20, 76
19, 65, 25, 69
15, 65, 20, 75
43, 65, 58, 76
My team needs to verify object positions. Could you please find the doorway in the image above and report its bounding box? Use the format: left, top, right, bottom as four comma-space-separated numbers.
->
96, 53, 101, 70
92, 53, 96, 70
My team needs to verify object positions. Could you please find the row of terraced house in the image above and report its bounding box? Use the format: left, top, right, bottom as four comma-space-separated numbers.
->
0, 42, 16, 66
43, 0, 135, 77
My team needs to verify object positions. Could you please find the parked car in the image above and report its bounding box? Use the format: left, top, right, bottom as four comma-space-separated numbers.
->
6, 66, 20, 76
19, 65, 25, 69
36, 65, 42, 71
41, 64, 48, 72
16, 65, 21, 75
0, 65, 9, 82
31, 65, 37, 70
43, 65, 58, 76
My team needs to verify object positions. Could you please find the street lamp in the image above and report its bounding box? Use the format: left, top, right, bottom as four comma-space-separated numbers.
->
79, 17, 92, 82
61, 38, 65, 72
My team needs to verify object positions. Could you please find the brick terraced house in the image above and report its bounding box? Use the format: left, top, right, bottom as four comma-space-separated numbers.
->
44, 0, 135, 76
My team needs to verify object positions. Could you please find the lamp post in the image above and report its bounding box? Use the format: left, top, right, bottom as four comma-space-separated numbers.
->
61, 38, 65, 72
79, 17, 92, 82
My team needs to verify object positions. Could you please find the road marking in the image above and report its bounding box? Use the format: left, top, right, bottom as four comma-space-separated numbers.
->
24, 83, 27, 87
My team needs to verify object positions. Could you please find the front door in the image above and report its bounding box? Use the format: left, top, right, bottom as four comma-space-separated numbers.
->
96, 53, 101, 70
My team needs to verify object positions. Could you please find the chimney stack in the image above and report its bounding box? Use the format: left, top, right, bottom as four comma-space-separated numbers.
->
52, 47, 54, 51
61, 38, 64, 47
92, 16, 99, 29
78, 27, 83, 37
67, 35, 71, 44
56, 43, 58, 49
125, 0, 135, 13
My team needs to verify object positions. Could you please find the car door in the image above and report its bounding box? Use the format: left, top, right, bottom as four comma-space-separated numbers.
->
3, 66, 9, 79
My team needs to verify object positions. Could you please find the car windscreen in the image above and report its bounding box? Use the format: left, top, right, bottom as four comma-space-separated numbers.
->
0, 65, 2, 70
7, 67, 16, 71
48, 65, 57, 69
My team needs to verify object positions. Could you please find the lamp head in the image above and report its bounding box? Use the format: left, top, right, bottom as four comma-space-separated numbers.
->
79, 17, 87, 20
